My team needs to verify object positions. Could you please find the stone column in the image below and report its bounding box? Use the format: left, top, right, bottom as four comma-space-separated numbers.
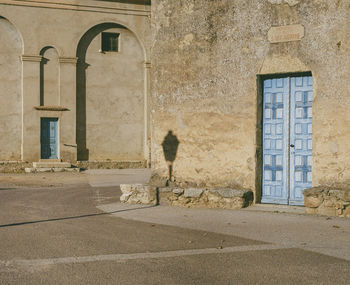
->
21, 55, 42, 162
59, 57, 78, 162
144, 61, 151, 167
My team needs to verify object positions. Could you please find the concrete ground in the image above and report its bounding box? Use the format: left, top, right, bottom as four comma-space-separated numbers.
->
0, 170, 349, 284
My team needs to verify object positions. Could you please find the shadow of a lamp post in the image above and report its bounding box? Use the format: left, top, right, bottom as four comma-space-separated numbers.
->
161, 130, 180, 186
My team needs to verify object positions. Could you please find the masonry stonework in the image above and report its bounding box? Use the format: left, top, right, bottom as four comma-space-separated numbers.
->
2, 1, 350, 216
151, 0, 350, 205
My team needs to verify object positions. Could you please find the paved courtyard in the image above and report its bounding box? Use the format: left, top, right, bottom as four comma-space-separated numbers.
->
0, 170, 349, 284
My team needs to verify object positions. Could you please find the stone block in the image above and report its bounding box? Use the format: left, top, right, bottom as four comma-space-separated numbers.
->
343, 207, 350, 218
208, 188, 253, 208
120, 192, 132, 203
304, 196, 323, 208
158, 187, 172, 193
25, 168, 33, 173
184, 188, 203, 198
303, 187, 324, 197
305, 207, 317, 215
120, 184, 132, 194
328, 190, 346, 200
120, 184, 156, 205
324, 199, 336, 208
335, 201, 345, 210
336, 208, 343, 216
210, 188, 243, 198
172, 188, 184, 195
343, 190, 350, 202
207, 192, 221, 203
316, 207, 337, 217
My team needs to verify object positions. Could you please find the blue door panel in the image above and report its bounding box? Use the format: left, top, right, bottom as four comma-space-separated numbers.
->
289, 76, 313, 205
41, 118, 58, 159
262, 78, 289, 205
262, 76, 313, 206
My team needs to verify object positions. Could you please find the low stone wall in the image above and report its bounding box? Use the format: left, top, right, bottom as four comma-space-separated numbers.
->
0, 160, 147, 173
303, 187, 350, 218
0, 161, 32, 173
77, 160, 147, 170
120, 184, 253, 209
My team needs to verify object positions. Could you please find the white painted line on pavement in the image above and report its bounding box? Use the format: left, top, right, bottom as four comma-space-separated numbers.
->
0, 244, 295, 267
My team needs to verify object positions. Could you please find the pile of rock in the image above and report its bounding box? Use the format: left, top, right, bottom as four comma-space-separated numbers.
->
303, 187, 350, 218
120, 184, 253, 210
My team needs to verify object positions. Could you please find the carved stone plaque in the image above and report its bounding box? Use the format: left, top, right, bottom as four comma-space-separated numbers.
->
268, 24, 305, 43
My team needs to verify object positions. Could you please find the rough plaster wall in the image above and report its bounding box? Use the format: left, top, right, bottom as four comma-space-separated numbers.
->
41, 47, 59, 106
151, 0, 350, 194
0, 18, 22, 160
85, 27, 144, 160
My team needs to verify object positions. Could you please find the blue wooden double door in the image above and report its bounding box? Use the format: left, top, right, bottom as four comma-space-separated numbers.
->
41, 118, 59, 159
262, 76, 313, 206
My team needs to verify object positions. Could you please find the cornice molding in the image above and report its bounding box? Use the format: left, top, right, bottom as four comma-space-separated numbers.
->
34, 106, 70, 111
144, 61, 151, 69
21, 55, 43, 62
1, 1, 150, 17
59, 57, 78, 64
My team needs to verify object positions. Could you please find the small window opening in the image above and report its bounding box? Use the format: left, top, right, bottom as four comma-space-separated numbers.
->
101, 32, 120, 52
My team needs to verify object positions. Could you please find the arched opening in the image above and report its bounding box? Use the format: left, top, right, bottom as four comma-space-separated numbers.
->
76, 23, 145, 162
0, 16, 23, 160
40, 46, 59, 106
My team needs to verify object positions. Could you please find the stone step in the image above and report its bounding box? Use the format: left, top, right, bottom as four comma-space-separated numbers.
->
33, 162, 71, 168
25, 167, 80, 173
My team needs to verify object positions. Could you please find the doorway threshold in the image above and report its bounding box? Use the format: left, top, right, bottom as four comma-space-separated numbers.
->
243, 204, 305, 215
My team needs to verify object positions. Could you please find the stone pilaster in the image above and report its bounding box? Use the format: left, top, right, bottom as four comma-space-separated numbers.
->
144, 61, 151, 167
59, 57, 78, 162
21, 55, 42, 162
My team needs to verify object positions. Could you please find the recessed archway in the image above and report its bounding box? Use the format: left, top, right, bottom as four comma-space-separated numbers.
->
76, 23, 146, 162
40, 46, 60, 106
0, 16, 23, 160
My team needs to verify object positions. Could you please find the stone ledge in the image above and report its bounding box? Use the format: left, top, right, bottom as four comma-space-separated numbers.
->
303, 187, 350, 218
168, 187, 253, 209
34, 106, 70, 111
184, 188, 203, 198
120, 184, 253, 210
77, 160, 147, 170
33, 162, 72, 168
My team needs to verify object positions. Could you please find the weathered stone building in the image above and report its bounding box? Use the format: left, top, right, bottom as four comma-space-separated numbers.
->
150, 0, 350, 211
0, 0, 151, 169
1, 0, 350, 213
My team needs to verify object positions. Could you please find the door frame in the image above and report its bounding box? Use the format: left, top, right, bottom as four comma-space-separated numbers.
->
40, 117, 60, 160
256, 72, 312, 205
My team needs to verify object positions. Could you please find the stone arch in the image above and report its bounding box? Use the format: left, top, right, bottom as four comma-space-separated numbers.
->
76, 19, 148, 61
76, 22, 146, 162
0, 16, 23, 160
40, 46, 60, 106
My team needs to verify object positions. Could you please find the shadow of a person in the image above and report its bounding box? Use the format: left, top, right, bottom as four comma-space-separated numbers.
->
161, 130, 180, 185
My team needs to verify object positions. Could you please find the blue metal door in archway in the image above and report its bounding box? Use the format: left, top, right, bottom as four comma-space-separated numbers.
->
262, 76, 313, 206
41, 118, 58, 159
